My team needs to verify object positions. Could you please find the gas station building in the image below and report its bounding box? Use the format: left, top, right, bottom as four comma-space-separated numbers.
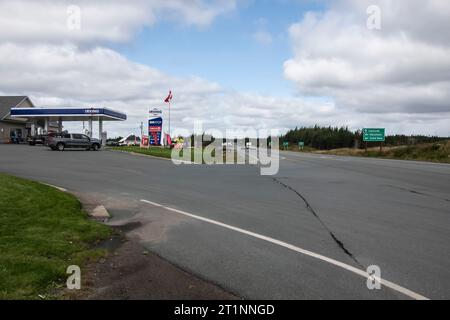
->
0, 96, 126, 145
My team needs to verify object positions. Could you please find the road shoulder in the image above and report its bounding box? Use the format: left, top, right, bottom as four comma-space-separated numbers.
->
64, 231, 239, 300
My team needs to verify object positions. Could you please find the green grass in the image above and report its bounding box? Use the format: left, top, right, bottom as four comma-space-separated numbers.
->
115, 143, 450, 164
388, 141, 450, 163
0, 173, 111, 300
110, 146, 236, 164
347, 142, 450, 163
111, 146, 173, 159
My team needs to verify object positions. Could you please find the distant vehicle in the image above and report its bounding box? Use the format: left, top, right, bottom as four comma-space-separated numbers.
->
27, 134, 47, 146
47, 133, 102, 151
106, 141, 120, 147
119, 141, 139, 147
119, 134, 141, 146
222, 142, 234, 151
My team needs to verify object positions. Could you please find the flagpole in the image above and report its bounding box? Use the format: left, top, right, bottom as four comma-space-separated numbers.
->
169, 101, 171, 138
164, 90, 172, 147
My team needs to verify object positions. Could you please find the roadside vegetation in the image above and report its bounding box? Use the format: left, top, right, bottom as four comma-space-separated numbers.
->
368, 140, 450, 163
281, 126, 450, 163
281, 126, 448, 150
110, 127, 450, 164
388, 141, 450, 162
0, 173, 111, 299
301, 141, 450, 163
110, 146, 241, 164
111, 145, 173, 159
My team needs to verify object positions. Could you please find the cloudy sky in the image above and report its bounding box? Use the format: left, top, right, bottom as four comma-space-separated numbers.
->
0, 0, 449, 137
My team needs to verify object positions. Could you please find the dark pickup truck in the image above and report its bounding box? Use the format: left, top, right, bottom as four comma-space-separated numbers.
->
48, 133, 102, 151
27, 134, 47, 146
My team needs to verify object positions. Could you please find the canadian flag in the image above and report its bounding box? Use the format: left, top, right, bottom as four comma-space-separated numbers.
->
164, 90, 173, 103
166, 133, 172, 145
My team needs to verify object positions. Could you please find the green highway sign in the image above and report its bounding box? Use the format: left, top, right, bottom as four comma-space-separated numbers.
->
298, 142, 305, 149
283, 141, 289, 149
363, 128, 385, 142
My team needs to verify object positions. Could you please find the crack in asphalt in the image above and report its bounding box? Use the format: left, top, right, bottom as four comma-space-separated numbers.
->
385, 184, 450, 202
272, 177, 363, 268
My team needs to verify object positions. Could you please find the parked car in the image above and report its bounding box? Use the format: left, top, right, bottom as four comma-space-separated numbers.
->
27, 134, 47, 146
118, 135, 141, 146
119, 140, 140, 147
106, 140, 120, 147
47, 133, 102, 151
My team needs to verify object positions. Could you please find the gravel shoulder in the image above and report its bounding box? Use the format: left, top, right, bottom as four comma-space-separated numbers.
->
64, 231, 239, 300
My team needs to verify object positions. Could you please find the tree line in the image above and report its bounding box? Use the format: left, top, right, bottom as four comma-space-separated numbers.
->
115, 127, 447, 151
281, 126, 448, 150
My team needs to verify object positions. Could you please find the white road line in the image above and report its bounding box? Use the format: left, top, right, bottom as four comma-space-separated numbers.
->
140, 199, 429, 300
42, 183, 67, 192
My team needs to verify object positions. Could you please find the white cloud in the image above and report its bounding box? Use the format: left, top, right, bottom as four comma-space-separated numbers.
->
0, 0, 237, 45
0, 0, 337, 138
1, 0, 449, 138
0, 43, 220, 101
0, 43, 337, 137
284, 0, 450, 136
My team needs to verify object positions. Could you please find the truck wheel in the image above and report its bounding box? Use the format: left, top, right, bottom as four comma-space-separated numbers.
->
92, 144, 100, 151
56, 143, 65, 151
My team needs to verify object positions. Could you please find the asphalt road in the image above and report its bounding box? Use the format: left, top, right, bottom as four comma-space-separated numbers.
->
1, 144, 449, 299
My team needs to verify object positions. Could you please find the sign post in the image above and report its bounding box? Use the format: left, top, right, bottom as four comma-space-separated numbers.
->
363, 128, 386, 152
298, 142, 305, 150
149, 108, 163, 146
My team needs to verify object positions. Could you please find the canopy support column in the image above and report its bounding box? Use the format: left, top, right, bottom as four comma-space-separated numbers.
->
88, 118, 93, 138
99, 119, 104, 146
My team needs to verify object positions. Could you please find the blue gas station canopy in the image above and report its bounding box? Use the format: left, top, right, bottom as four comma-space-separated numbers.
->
10, 107, 127, 122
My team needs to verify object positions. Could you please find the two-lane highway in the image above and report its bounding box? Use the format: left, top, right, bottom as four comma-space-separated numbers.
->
1, 145, 449, 299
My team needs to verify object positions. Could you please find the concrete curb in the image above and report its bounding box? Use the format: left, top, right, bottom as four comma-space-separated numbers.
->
90, 205, 110, 219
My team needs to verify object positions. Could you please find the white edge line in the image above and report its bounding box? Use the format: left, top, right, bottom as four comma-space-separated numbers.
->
42, 183, 67, 192
140, 199, 429, 300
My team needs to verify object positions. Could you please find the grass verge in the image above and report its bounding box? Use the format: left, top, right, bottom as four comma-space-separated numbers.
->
0, 173, 111, 300
285, 141, 450, 164
111, 146, 173, 159
110, 146, 240, 164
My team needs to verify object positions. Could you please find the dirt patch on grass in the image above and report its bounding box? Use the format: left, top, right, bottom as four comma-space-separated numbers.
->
63, 233, 239, 300
63, 193, 239, 300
